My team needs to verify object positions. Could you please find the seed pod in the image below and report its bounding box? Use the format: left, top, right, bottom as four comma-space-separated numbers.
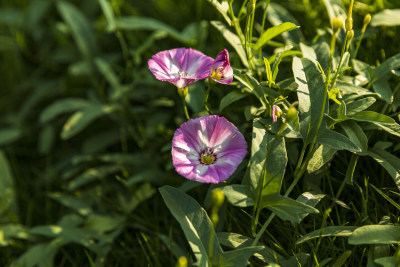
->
364, 14, 371, 26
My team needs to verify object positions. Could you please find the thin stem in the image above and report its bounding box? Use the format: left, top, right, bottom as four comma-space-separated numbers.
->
181, 96, 190, 120
204, 82, 213, 114
352, 26, 366, 60
259, 0, 270, 61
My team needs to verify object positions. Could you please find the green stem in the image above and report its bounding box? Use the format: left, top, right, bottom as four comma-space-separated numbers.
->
258, 0, 270, 61
352, 27, 366, 60
181, 96, 190, 120
204, 82, 213, 114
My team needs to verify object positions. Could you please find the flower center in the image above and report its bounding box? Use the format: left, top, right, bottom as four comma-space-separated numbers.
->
178, 70, 188, 78
211, 67, 224, 80
199, 149, 217, 165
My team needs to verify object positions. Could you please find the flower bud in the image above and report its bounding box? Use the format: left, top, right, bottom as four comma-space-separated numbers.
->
175, 256, 188, 267
364, 14, 371, 26
345, 18, 353, 31
332, 17, 343, 32
211, 188, 225, 209
286, 106, 298, 123
271, 105, 282, 123
346, 30, 354, 50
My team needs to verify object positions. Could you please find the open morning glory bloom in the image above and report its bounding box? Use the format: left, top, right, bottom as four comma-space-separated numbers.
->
148, 48, 214, 89
209, 49, 233, 84
172, 115, 247, 183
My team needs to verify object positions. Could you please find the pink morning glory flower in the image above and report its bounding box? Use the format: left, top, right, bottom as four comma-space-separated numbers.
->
148, 48, 214, 89
209, 49, 233, 84
271, 105, 282, 123
172, 115, 247, 184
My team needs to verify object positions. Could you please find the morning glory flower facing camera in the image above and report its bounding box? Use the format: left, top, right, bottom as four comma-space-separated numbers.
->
171, 115, 247, 184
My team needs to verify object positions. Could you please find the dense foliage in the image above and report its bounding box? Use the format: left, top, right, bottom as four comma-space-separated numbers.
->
1, 0, 400, 266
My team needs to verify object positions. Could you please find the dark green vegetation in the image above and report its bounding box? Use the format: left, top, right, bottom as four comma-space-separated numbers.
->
1, 0, 400, 266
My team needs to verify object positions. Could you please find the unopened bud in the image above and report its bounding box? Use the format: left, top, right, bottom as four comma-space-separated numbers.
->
211, 188, 225, 209
364, 14, 371, 26
346, 30, 354, 50
332, 17, 343, 32
175, 256, 188, 267
271, 105, 282, 123
286, 106, 298, 123
345, 18, 353, 31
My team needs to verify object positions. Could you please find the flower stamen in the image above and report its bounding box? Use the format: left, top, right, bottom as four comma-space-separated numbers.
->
200, 149, 216, 165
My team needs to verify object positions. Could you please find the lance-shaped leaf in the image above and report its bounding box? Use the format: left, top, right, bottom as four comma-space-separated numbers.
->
159, 186, 222, 265
316, 128, 361, 152
254, 22, 299, 51
293, 57, 326, 144
297, 226, 357, 245
368, 148, 400, 191
57, 0, 97, 59
370, 53, 400, 85
219, 90, 249, 112
260, 194, 319, 224
340, 120, 368, 153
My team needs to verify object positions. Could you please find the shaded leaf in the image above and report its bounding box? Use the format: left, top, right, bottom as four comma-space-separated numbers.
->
220, 185, 254, 207
297, 226, 357, 245
371, 9, 400, 27
307, 145, 336, 173
57, 0, 97, 59
219, 90, 249, 111
159, 186, 222, 265
349, 225, 400, 245
260, 194, 319, 224
368, 148, 400, 191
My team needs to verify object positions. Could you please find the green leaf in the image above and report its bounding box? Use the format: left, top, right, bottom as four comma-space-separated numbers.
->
293, 57, 326, 144
336, 81, 376, 97
267, 3, 302, 43
207, 0, 231, 25
233, 72, 266, 102
373, 78, 393, 104
57, 0, 97, 59
296, 192, 325, 221
262, 136, 287, 196
0, 128, 21, 146
260, 194, 319, 224
349, 111, 395, 124
307, 145, 336, 173
213, 246, 264, 267
94, 57, 121, 92
220, 185, 254, 207
296, 226, 357, 245
98, 0, 116, 31
61, 104, 115, 140
264, 57, 273, 84
39, 98, 91, 124
371, 9, 400, 27
367, 121, 400, 138
368, 148, 400, 191
246, 119, 269, 192
0, 151, 17, 220
11, 242, 58, 267
159, 186, 222, 265
349, 225, 400, 245
346, 97, 376, 116
316, 128, 361, 152
115, 16, 196, 45
217, 232, 285, 264
211, 21, 249, 68
370, 53, 400, 85
340, 120, 368, 152
219, 90, 249, 111
332, 251, 352, 267
254, 22, 299, 51
374, 255, 400, 266
0, 224, 30, 246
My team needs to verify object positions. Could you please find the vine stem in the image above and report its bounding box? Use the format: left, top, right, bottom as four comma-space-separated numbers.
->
181, 96, 190, 120
204, 82, 213, 114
